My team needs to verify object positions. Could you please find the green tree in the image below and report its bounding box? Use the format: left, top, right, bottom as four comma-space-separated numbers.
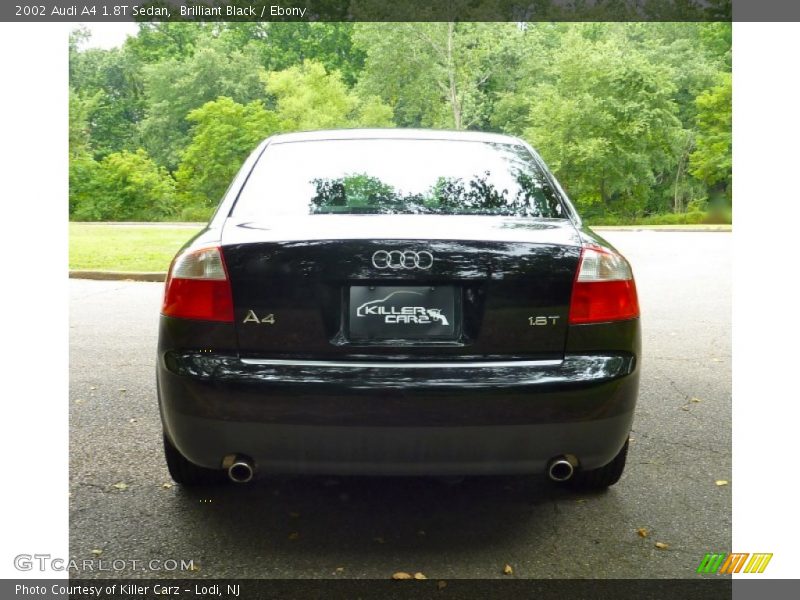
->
125, 22, 211, 64
519, 27, 682, 217
689, 72, 732, 199
139, 38, 265, 169
70, 28, 146, 158
635, 23, 730, 213
69, 86, 98, 159
175, 97, 279, 214
218, 22, 366, 85
67, 21, 733, 224
69, 86, 102, 217
489, 23, 564, 134
354, 22, 521, 129
70, 48, 146, 157
633, 23, 727, 127
264, 59, 393, 131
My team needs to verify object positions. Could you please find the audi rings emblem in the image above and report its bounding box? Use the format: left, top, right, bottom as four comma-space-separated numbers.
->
371, 250, 434, 270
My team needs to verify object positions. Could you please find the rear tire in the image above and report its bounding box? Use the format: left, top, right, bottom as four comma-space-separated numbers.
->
568, 439, 629, 490
163, 433, 223, 486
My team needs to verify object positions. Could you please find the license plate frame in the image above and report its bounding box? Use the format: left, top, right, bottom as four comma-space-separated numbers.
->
348, 285, 459, 341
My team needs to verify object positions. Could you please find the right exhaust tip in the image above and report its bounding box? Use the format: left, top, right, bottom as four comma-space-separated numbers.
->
228, 459, 254, 483
547, 456, 576, 482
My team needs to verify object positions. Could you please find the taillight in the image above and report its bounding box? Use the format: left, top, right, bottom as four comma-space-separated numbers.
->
161, 246, 234, 322
568, 245, 639, 324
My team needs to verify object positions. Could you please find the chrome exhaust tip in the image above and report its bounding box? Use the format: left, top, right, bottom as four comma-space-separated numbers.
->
547, 456, 577, 482
227, 458, 254, 483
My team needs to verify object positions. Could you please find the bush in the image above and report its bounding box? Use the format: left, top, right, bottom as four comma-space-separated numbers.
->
642, 212, 685, 225
179, 204, 215, 222
69, 153, 103, 218
586, 210, 730, 226
685, 211, 707, 224
70, 149, 178, 221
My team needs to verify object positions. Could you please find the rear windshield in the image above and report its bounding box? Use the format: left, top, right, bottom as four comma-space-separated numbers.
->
232, 138, 567, 219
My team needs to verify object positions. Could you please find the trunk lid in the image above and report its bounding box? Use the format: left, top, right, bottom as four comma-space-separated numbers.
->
221, 215, 581, 360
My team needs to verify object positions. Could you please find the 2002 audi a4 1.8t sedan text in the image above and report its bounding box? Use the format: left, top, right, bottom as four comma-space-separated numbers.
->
158, 129, 640, 489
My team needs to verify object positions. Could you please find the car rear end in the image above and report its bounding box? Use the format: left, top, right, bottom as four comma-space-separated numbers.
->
157, 131, 640, 487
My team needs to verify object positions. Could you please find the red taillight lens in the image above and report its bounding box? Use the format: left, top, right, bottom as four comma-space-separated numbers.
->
568, 246, 639, 324
161, 246, 234, 322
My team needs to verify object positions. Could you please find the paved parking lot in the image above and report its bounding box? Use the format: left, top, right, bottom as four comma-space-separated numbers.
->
69, 231, 731, 579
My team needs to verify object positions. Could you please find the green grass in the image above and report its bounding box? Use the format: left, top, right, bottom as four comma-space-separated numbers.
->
69, 223, 202, 272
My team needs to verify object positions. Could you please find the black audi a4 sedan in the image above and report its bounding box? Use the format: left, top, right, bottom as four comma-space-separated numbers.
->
158, 129, 640, 489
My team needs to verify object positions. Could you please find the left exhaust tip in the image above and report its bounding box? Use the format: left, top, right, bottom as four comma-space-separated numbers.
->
227, 458, 254, 483
547, 456, 578, 482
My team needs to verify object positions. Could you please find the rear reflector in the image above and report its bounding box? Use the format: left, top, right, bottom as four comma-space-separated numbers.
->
569, 246, 639, 324
162, 246, 234, 322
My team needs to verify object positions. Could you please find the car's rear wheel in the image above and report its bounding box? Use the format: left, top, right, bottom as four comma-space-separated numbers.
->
568, 438, 629, 490
163, 433, 223, 486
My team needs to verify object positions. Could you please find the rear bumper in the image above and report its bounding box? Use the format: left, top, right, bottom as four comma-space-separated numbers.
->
158, 353, 639, 475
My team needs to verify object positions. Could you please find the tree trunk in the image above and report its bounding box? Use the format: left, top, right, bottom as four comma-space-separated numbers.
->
673, 163, 684, 213
600, 173, 607, 206
673, 135, 694, 213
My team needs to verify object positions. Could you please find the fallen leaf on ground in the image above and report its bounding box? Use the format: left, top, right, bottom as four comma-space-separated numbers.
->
437, 581, 447, 590
91, 549, 102, 556
162, 483, 173, 489
690, 397, 702, 403
503, 564, 513, 575
119, 388, 126, 393
655, 542, 669, 550
715, 480, 729, 486
90, 386, 96, 390
129, 418, 137, 424
392, 572, 412, 580
414, 572, 427, 580
112, 482, 128, 490
335, 567, 344, 573
636, 528, 649, 538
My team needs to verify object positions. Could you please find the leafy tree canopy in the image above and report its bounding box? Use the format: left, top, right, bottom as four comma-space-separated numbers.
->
69, 22, 732, 224
690, 72, 732, 195
264, 59, 393, 131
139, 37, 265, 169
175, 97, 279, 213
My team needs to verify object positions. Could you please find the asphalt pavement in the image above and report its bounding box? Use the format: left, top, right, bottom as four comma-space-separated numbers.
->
68, 231, 731, 579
